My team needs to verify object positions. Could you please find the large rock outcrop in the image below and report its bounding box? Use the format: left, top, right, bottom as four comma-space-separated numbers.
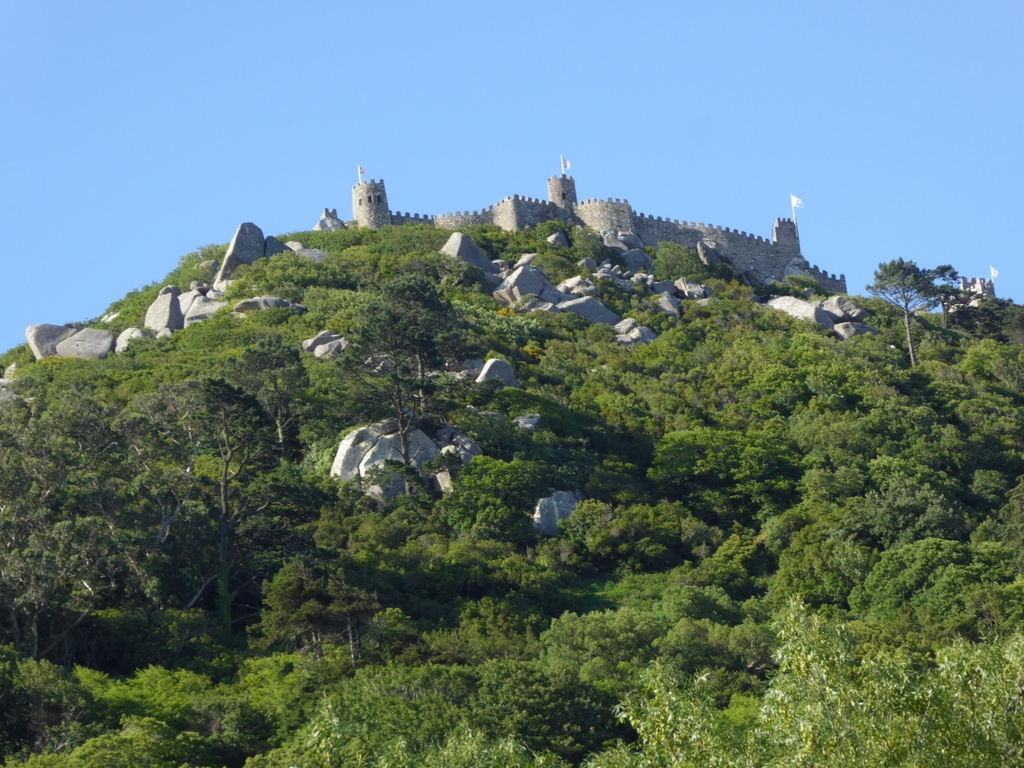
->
620, 248, 653, 273
55, 328, 115, 360
556, 276, 599, 297
183, 296, 228, 326
556, 296, 622, 326
331, 423, 442, 483
766, 295, 877, 339
286, 241, 331, 262
440, 232, 497, 275
546, 230, 569, 248
475, 359, 520, 388
766, 296, 836, 330
263, 236, 290, 261
330, 419, 481, 500
145, 286, 184, 332
0, 379, 22, 406
817, 296, 872, 324
26, 324, 82, 360
494, 266, 568, 305
302, 330, 348, 358
212, 222, 292, 290
833, 322, 880, 340
615, 318, 658, 345
533, 491, 582, 535
115, 327, 154, 353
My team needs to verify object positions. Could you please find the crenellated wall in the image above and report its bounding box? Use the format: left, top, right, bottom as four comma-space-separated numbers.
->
575, 197, 635, 233
389, 211, 438, 226
959, 277, 996, 299
347, 175, 847, 293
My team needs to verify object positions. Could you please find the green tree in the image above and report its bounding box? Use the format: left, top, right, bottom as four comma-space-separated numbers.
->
930, 264, 967, 329
341, 274, 462, 462
866, 258, 938, 366
437, 457, 549, 540
194, 379, 279, 639
231, 335, 309, 452
256, 561, 381, 662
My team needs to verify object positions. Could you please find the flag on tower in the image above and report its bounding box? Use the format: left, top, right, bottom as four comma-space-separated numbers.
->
358, 166, 366, 175
790, 194, 804, 209
561, 156, 571, 172
991, 266, 999, 280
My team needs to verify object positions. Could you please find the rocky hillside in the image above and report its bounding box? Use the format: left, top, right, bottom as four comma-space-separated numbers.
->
2, 219, 1024, 767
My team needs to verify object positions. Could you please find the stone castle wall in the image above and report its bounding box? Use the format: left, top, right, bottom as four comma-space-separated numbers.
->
345, 175, 847, 293
575, 198, 635, 232
390, 211, 437, 226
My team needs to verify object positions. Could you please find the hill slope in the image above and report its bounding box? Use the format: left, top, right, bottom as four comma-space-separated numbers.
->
2, 222, 1024, 767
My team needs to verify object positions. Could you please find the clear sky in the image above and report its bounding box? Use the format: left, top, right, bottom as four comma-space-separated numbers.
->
2, 0, 1021, 355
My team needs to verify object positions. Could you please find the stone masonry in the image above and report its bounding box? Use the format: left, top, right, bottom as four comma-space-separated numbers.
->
337, 175, 846, 293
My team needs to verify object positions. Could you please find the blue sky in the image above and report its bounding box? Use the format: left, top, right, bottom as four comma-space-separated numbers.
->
2, 0, 1021, 354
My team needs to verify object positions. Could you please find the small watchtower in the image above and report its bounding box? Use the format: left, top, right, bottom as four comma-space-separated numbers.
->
548, 174, 577, 212
772, 218, 801, 252
352, 179, 391, 229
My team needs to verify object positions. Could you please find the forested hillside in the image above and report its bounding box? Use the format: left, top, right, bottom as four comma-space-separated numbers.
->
3, 222, 1024, 767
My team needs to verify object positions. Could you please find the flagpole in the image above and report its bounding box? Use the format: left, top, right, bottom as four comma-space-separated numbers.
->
559, 155, 564, 177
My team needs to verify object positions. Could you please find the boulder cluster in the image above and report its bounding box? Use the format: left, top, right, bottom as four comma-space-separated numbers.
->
766, 295, 878, 338
301, 331, 348, 358
439, 231, 668, 345
23, 222, 318, 361
145, 283, 229, 335
328, 410, 583, 529
437, 230, 877, 349
329, 417, 483, 500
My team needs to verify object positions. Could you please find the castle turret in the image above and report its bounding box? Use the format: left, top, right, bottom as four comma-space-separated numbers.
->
772, 218, 801, 253
959, 277, 996, 303
352, 179, 391, 229
547, 174, 577, 211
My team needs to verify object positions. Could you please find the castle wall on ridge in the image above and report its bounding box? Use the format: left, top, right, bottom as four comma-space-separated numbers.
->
347, 175, 847, 293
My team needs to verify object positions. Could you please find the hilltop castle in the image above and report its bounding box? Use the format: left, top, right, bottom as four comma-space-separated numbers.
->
317, 175, 847, 293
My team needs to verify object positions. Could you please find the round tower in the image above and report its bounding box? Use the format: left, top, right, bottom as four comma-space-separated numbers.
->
352, 179, 391, 229
547, 174, 577, 211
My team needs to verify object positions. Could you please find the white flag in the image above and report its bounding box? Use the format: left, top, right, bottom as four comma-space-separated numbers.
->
790, 194, 804, 209
991, 266, 999, 280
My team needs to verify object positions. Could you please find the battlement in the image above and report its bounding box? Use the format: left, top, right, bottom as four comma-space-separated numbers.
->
959, 277, 996, 301
390, 211, 437, 226
340, 173, 846, 293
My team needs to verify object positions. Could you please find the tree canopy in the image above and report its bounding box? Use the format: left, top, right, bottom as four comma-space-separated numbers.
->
1, 223, 1023, 766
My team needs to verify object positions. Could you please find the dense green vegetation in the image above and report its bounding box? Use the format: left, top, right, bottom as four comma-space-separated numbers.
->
2, 223, 1024, 766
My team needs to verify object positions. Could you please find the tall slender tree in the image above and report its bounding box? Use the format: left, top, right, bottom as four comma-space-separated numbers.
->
867, 258, 937, 366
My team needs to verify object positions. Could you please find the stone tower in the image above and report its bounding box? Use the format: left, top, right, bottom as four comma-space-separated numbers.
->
772, 218, 801, 251
352, 179, 391, 229
547, 174, 577, 211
